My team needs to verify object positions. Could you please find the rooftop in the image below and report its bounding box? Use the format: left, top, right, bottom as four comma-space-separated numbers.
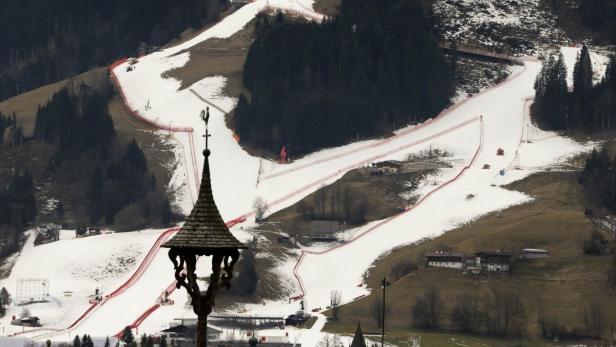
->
162, 148, 245, 251
425, 251, 465, 258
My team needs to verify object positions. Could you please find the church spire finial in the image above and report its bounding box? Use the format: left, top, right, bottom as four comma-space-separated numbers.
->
161, 105, 245, 252
200, 107, 211, 156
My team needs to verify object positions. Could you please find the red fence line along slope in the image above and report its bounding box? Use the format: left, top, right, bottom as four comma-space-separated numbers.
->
112, 117, 479, 337
113, 217, 247, 338
293, 116, 485, 300
259, 64, 528, 183
105, 227, 180, 298
266, 117, 480, 213
110, 59, 201, 196
27, 60, 203, 340
109, 59, 194, 133
28, 227, 181, 340
105, 56, 530, 336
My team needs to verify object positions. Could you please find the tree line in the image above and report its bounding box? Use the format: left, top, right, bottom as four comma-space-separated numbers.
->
0, 169, 36, 258
87, 139, 174, 227
0, 112, 24, 148
235, 0, 454, 157
229, 238, 259, 297
0, 0, 228, 101
545, 0, 616, 45
577, 0, 616, 43
369, 286, 607, 341
33, 86, 176, 228
532, 46, 616, 131
34, 85, 115, 157
579, 146, 616, 214
297, 183, 368, 225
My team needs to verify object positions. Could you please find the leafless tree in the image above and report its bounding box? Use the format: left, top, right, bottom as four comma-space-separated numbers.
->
412, 287, 444, 329
536, 291, 548, 336
253, 196, 269, 222
450, 294, 481, 333
505, 293, 527, 341
608, 254, 616, 294
371, 295, 390, 328
315, 186, 326, 218
343, 185, 352, 222
330, 290, 342, 320
483, 289, 526, 338
317, 334, 343, 347
20, 307, 30, 318
585, 301, 604, 339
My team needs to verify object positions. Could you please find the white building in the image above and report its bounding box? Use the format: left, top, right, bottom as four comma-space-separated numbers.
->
425, 251, 465, 269
160, 319, 222, 345
476, 251, 513, 272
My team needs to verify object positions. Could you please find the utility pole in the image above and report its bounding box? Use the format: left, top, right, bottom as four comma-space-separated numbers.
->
381, 277, 388, 347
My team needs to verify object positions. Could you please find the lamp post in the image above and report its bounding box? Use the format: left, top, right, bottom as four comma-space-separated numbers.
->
162, 108, 245, 347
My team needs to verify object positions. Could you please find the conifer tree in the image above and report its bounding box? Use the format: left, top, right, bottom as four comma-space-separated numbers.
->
161, 198, 173, 226
232, 244, 258, 296
553, 53, 569, 127
1, 287, 11, 305
122, 326, 135, 344
604, 55, 616, 89
82, 334, 94, 347
571, 45, 594, 129
532, 53, 568, 130
594, 55, 616, 130
124, 140, 147, 173
236, 0, 453, 156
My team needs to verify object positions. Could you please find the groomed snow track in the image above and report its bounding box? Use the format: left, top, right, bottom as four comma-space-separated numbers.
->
0, 0, 598, 341
105, 70, 486, 336
18, 227, 179, 339
18, 0, 589, 339
293, 116, 485, 299
99, 55, 537, 335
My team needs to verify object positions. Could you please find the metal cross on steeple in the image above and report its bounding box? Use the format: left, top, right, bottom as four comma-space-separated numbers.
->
201, 107, 211, 151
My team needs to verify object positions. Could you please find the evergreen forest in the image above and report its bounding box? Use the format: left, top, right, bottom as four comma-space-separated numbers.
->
0, 0, 228, 101
532, 46, 616, 131
234, 0, 455, 157
577, 0, 616, 43
33, 86, 176, 228
580, 146, 616, 215
0, 170, 36, 258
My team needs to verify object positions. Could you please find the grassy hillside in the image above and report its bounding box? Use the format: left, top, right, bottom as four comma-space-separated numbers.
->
0, 69, 177, 230
324, 170, 616, 346
0, 68, 108, 137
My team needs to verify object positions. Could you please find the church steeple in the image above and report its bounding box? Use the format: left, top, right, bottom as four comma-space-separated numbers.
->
162, 108, 245, 252
351, 322, 367, 347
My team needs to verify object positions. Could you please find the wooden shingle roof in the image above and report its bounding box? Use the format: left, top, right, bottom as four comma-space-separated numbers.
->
162, 149, 245, 250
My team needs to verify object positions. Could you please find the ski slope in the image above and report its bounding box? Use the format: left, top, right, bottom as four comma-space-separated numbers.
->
0, 229, 165, 336
7, 1, 608, 345
112, 58, 585, 344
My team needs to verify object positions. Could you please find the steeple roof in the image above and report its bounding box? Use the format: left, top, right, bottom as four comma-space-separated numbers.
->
162, 148, 245, 251
350, 322, 367, 347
